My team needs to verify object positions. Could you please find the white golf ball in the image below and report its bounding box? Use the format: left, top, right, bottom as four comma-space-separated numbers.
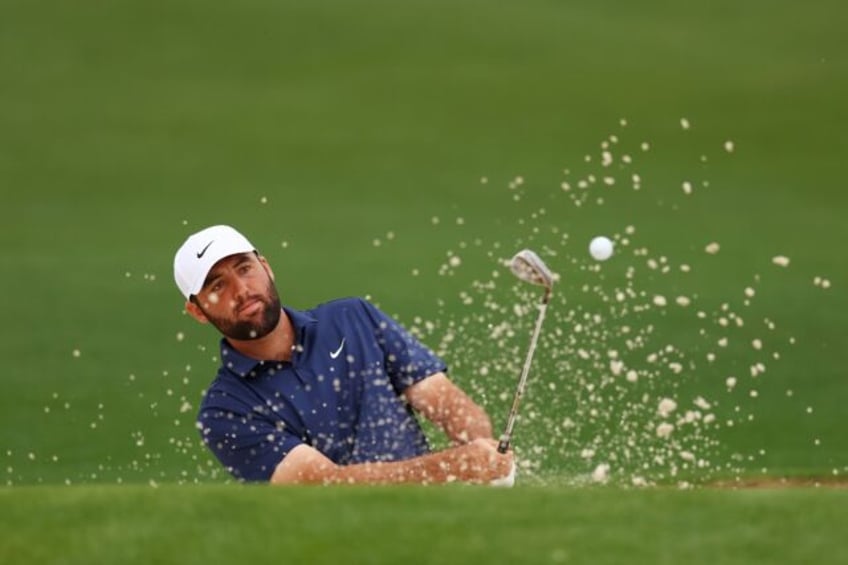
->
589, 236, 614, 261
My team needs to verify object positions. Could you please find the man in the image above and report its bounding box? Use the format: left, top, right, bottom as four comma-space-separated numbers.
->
173, 225, 514, 485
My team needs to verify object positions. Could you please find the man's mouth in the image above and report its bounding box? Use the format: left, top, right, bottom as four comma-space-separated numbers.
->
237, 298, 263, 315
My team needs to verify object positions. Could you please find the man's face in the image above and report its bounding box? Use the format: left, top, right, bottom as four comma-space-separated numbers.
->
189, 253, 281, 340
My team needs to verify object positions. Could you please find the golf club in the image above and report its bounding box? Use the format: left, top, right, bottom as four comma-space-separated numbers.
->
497, 249, 554, 454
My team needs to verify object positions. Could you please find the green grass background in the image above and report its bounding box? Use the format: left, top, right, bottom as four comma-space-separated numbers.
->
2, 0, 847, 562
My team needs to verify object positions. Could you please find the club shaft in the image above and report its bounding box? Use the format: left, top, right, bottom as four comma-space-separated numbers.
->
498, 295, 549, 453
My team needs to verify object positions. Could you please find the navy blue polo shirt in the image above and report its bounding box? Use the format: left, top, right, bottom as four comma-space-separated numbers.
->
196, 297, 447, 482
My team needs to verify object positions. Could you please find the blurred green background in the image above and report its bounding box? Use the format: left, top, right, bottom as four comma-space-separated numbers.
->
2, 0, 846, 487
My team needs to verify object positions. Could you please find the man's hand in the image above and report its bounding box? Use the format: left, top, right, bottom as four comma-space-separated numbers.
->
270, 439, 514, 485
441, 438, 514, 483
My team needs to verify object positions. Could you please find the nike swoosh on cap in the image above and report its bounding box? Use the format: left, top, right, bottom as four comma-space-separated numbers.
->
196, 240, 214, 259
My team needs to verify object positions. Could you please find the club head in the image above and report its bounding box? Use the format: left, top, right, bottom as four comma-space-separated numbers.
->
509, 249, 554, 291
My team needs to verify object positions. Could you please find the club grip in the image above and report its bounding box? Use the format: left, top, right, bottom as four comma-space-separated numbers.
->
497, 436, 510, 454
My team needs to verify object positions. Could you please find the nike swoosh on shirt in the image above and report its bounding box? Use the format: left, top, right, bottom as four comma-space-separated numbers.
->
330, 338, 346, 359
196, 240, 214, 258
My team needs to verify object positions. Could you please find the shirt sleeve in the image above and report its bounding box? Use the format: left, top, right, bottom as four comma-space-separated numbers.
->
358, 299, 448, 392
197, 394, 303, 482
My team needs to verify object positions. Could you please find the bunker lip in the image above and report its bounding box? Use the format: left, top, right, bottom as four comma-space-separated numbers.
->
707, 475, 848, 489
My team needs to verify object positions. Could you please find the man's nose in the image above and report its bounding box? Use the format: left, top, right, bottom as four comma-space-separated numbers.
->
232, 275, 251, 299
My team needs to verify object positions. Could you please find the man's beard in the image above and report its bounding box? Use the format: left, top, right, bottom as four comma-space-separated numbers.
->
201, 278, 282, 341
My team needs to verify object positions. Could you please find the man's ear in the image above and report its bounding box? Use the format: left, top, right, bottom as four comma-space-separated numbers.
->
185, 300, 209, 324
258, 255, 275, 281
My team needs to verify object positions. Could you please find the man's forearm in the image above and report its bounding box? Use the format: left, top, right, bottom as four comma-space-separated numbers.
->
438, 401, 493, 444
405, 373, 495, 444
292, 451, 459, 485
271, 440, 509, 485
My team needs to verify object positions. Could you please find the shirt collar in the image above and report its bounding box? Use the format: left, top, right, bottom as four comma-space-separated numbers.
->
219, 306, 317, 378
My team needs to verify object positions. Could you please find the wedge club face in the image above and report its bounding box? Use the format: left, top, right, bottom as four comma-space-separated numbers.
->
510, 249, 554, 291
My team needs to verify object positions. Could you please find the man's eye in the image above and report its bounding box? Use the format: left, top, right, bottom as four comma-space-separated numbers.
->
211, 282, 224, 292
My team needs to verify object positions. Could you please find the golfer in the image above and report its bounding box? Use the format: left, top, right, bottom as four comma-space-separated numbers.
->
174, 225, 514, 485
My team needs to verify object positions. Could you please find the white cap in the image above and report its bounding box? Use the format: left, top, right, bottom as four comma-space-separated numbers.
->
173, 225, 256, 299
